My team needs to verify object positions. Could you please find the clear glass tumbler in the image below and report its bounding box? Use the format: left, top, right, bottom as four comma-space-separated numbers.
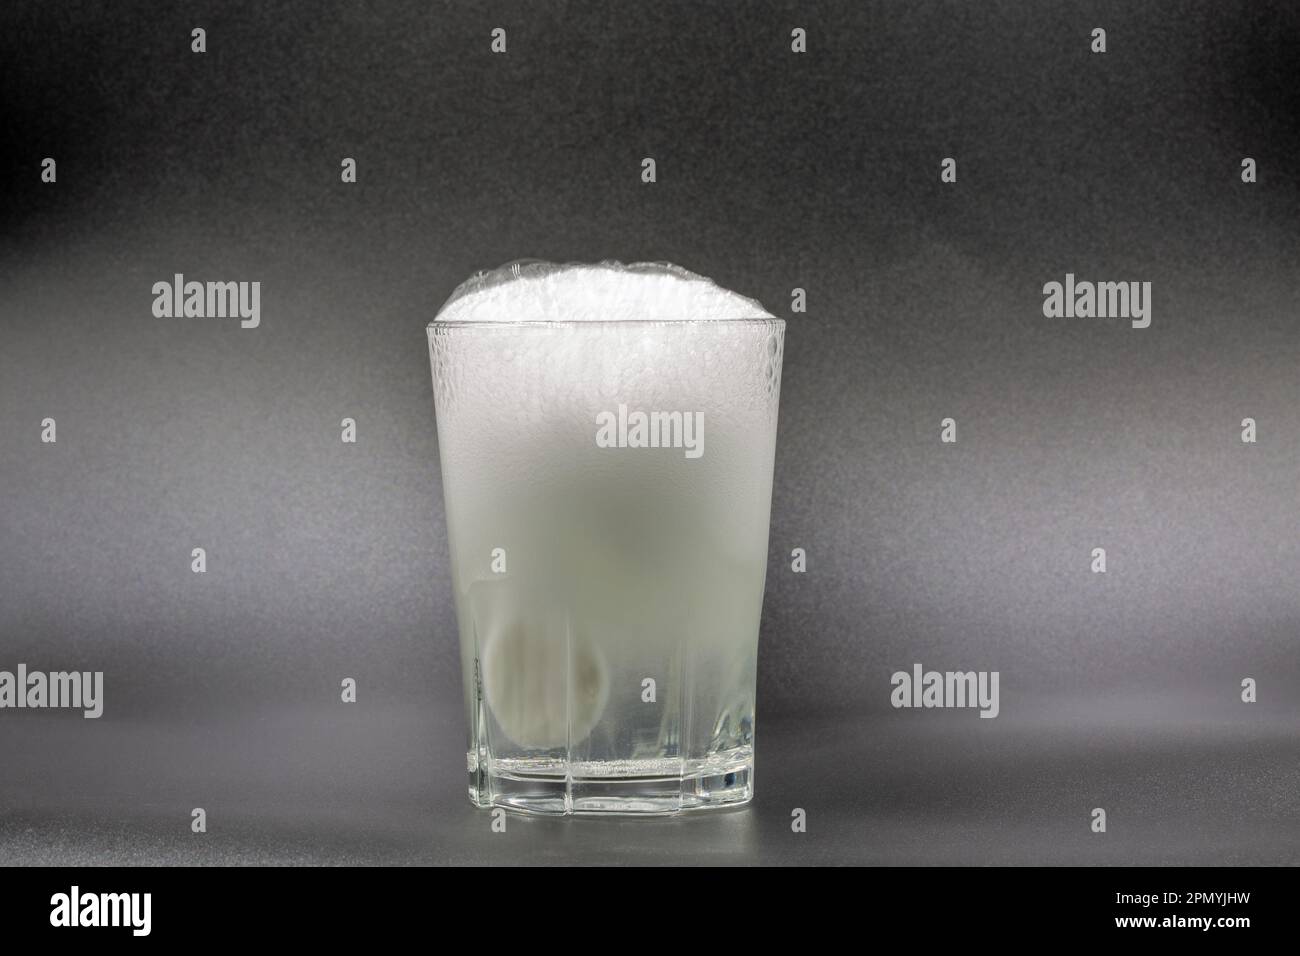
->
427, 265, 784, 814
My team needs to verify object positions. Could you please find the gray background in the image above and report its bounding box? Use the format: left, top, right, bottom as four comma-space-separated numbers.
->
1, 0, 1297, 864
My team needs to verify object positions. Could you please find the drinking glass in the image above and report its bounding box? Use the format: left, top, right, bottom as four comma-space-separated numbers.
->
427, 278, 784, 814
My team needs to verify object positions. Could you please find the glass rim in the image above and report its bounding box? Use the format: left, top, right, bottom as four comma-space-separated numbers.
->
427, 316, 786, 332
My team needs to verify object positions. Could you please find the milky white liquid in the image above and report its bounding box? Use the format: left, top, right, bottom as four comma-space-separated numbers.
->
428, 262, 783, 813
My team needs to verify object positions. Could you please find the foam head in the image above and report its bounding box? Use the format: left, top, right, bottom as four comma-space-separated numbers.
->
432, 259, 775, 324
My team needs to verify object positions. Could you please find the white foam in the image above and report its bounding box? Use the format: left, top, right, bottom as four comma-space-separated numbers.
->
433, 260, 775, 324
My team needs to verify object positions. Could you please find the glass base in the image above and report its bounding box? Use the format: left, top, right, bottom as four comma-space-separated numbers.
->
468, 752, 754, 816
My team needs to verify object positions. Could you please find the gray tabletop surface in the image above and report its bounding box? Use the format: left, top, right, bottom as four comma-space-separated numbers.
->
3, 698, 1295, 866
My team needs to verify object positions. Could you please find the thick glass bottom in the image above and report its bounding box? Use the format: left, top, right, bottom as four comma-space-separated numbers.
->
468, 751, 754, 816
